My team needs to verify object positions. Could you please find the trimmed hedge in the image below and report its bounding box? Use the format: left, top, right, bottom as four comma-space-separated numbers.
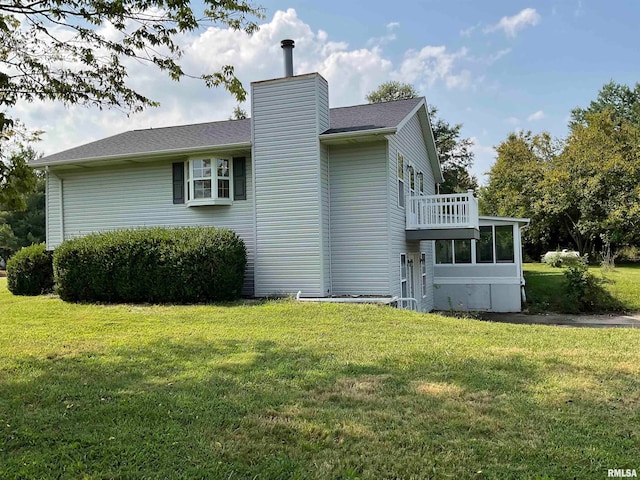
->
53, 227, 246, 303
7, 243, 54, 296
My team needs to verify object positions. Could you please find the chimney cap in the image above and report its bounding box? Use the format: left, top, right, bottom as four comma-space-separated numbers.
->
281, 39, 295, 48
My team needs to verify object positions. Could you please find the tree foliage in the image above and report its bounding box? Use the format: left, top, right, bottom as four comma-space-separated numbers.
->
230, 105, 248, 120
0, 0, 263, 157
0, 145, 38, 211
365, 81, 419, 103
570, 81, 640, 129
0, 148, 44, 261
545, 111, 640, 257
483, 81, 640, 260
367, 81, 477, 193
479, 131, 564, 259
428, 106, 477, 193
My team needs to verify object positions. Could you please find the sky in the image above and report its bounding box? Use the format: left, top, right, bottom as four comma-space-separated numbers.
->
10, 0, 640, 184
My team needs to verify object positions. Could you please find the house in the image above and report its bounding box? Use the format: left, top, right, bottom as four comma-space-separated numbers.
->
31, 40, 529, 312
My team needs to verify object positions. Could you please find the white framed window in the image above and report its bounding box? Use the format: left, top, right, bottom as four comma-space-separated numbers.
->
435, 239, 473, 264
417, 172, 424, 195
400, 253, 408, 298
397, 153, 405, 208
186, 157, 233, 206
408, 166, 415, 196
420, 252, 427, 298
435, 226, 516, 265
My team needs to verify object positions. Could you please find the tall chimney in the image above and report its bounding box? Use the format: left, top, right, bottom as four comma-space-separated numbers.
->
281, 39, 295, 77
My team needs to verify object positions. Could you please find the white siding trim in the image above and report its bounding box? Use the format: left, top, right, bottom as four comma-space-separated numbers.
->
434, 277, 522, 285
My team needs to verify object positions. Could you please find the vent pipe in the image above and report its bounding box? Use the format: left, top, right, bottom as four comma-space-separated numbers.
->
281, 39, 295, 77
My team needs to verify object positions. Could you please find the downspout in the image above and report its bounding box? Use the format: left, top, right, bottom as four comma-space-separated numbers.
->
518, 223, 529, 304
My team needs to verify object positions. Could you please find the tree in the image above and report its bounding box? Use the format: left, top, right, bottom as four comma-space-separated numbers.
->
543, 111, 640, 258
428, 106, 478, 193
570, 81, 640, 129
230, 105, 248, 120
0, 179, 45, 261
366, 81, 419, 103
0, 143, 38, 211
479, 131, 565, 259
0, 148, 44, 261
0, 0, 263, 155
367, 82, 477, 193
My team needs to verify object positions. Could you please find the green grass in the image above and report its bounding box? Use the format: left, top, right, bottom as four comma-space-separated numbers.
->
524, 263, 640, 313
1, 278, 640, 479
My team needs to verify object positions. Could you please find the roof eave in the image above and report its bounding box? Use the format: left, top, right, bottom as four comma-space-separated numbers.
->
319, 127, 397, 144
30, 141, 253, 168
479, 215, 531, 225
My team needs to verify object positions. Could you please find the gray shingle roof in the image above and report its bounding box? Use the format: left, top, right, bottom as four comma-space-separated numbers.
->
324, 97, 422, 134
33, 97, 423, 166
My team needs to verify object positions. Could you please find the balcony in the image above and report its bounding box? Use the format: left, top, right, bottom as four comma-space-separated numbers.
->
406, 190, 480, 241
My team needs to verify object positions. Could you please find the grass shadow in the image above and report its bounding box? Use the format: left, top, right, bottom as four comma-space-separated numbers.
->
2, 337, 639, 479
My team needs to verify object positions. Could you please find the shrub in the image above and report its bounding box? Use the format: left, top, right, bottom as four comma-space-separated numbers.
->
6, 243, 54, 296
563, 263, 620, 313
54, 227, 246, 303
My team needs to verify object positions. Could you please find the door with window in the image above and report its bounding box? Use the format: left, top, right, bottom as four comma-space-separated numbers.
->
400, 253, 421, 311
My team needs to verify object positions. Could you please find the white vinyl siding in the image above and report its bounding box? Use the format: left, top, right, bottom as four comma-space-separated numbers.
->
329, 142, 389, 295
388, 110, 436, 311
45, 172, 63, 249
251, 73, 330, 297
320, 143, 331, 294
52, 159, 255, 295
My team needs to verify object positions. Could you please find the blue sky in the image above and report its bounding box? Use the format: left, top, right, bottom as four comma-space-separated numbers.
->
15, 1, 640, 183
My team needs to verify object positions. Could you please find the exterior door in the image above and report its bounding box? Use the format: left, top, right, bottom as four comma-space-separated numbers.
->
409, 253, 422, 311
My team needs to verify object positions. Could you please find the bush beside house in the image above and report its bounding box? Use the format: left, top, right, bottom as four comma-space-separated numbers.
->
53, 227, 246, 303
6, 243, 54, 295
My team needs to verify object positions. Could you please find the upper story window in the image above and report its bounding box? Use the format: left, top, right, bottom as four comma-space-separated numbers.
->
397, 153, 405, 208
186, 158, 232, 206
417, 172, 424, 194
408, 166, 415, 194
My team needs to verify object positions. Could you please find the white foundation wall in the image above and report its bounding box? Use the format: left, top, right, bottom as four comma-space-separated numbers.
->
434, 283, 522, 312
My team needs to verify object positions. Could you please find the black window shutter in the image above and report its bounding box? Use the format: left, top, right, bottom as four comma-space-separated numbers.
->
172, 162, 185, 204
233, 157, 246, 200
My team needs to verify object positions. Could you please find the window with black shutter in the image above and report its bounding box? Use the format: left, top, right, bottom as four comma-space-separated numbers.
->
233, 157, 246, 201
172, 162, 185, 204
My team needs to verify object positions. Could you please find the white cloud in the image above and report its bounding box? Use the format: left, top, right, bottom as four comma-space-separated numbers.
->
527, 110, 545, 121
10, 8, 476, 157
366, 21, 400, 47
485, 8, 541, 37
485, 48, 512, 65
397, 46, 470, 90
506, 116, 520, 125
460, 22, 481, 37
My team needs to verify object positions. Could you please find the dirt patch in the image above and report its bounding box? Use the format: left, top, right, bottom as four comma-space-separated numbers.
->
0, 270, 6, 278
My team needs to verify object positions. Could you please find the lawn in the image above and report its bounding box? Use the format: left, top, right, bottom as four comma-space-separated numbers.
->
1, 278, 639, 479
524, 262, 640, 313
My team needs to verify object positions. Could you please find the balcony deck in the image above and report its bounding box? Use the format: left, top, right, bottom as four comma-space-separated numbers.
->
406, 191, 480, 241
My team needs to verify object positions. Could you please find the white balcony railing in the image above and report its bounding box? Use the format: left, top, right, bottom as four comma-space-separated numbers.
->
406, 190, 479, 230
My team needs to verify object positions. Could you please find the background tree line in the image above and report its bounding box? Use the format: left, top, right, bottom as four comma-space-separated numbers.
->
480, 81, 640, 263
